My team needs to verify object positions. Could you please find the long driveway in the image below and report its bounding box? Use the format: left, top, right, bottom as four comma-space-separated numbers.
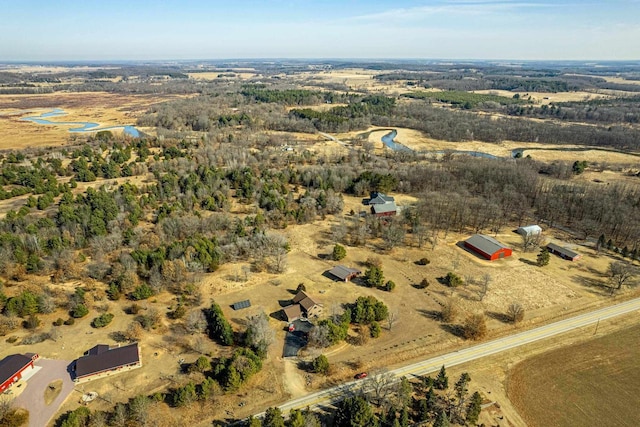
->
272, 297, 640, 414
13, 359, 75, 427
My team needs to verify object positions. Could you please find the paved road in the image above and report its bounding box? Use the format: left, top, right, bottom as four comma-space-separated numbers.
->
271, 297, 640, 415
13, 359, 75, 427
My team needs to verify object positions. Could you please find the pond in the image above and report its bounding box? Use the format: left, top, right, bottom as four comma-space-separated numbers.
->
21, 109, 140, 137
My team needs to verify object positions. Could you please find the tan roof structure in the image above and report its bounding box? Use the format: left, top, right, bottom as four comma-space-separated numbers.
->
282, 304, 302, 322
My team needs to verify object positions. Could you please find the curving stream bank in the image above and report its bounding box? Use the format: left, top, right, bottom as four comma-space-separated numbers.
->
381, 130, 498, 159
21, 109, 140, 137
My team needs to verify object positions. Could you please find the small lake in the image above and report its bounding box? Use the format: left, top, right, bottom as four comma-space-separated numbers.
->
381, 130, 498, 159
21, 108, 140, 137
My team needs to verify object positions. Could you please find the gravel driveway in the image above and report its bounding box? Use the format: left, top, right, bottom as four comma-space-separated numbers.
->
13, 359, 75, 427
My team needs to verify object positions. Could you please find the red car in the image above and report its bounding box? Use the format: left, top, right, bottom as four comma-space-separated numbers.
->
354, 372, 368, 380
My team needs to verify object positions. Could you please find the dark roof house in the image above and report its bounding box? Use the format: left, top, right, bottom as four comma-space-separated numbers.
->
282, 291, 323, 322
328, 265, 362, 282
0, 353, 39, 392
547, 243, 581, 261
464, 234, 513, 261
73, 343, 141, 382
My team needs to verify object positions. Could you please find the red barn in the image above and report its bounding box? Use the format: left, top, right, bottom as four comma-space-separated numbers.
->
0, 353, 39, 393
464, 234, 512, 260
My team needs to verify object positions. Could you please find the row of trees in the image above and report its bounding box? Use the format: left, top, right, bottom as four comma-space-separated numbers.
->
252, 365, 484, 427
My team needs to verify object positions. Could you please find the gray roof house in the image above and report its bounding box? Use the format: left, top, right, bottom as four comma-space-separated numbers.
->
368, 192, 395, 205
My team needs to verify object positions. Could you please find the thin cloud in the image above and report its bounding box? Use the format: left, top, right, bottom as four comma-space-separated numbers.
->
349, 1, 555, 23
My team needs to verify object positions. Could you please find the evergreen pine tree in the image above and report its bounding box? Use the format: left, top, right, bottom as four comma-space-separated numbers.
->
466, 391, 483, 425
537, 248, 550, 266
435, 365, 449, 390
433, 410, 450, 427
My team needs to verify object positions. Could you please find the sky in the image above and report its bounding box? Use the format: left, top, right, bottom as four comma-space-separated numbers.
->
1, 0, 639, 61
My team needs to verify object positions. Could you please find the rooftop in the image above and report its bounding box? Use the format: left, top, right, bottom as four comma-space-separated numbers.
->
0, 354, 35, 386
547, 242, 580, 259
75, 343, 140, 379
328, 265, 362, 280
466, 234, 510, 255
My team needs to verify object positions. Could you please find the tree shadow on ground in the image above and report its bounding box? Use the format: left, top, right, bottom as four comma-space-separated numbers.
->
269, 310, 287, 322
416, 308, 441, 320
440, 323, 464, 339
486, 311, 512, 324
572, 274, 612, 296
297, 359, 313, 372
518, 257, 537, 266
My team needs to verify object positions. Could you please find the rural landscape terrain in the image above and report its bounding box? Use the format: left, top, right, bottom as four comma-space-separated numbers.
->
0, 59, 639, 427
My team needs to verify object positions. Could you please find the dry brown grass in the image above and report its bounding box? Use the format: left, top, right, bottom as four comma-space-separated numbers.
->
507, 324, 640, 427
44, 380, 63, 405
358, 125, 640, 166
472, 89, 614, 105
0, 92, 184, 149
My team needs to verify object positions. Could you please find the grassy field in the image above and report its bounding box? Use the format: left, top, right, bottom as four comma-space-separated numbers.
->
507, 324, 640, 427
0, 92, 181, 149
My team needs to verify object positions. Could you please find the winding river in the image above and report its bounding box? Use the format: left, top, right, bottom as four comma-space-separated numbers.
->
381, 130, 639, 160
21, 109, 140, 137
381, 130, 498, 159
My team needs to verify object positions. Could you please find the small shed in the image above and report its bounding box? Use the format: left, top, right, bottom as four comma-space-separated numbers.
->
547, 243, 581, 261
464, 234, 513, 261
328, 265, 362, 282
516, 225, 542, 236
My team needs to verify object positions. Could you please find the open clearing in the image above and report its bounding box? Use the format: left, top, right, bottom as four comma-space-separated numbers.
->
0, 92, 182, 149
472, 89, 614, 104
359, 126, 640, 165
507, 323, 640, 427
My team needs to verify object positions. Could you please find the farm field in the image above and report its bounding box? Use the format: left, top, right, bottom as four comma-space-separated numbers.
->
507, 323, 640, 427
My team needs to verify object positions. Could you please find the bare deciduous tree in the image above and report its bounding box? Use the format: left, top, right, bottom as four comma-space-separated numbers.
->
185, 310, 207, 334
478, 273, 491, 301
521, 232, 543, 252
608, 261, 638, 295
507, 302, 525, 324
462, 313, 487, 341
387, 311, 398, 331
441, 298, 458, 323
364, 370, 396, 407
245, 312, 275, 354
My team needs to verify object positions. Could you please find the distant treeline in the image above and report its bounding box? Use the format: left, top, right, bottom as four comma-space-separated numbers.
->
402, 90, 526, 108
241, 86, 347, 105
376, 71, 640, 93
389, 101, 640, 150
